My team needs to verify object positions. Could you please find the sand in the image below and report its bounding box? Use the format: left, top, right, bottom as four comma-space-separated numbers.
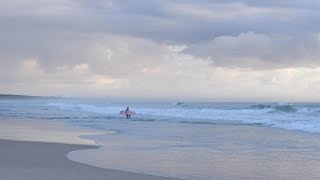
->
0, 119, 108, 145
0, 139, 183, 180
2, 118, 320, 179
0, 119, 183, 180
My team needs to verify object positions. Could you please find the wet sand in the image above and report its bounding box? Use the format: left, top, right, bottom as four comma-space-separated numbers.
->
0, 119, 183, 180
0, 139, 183, 180
2, 119, 320, 179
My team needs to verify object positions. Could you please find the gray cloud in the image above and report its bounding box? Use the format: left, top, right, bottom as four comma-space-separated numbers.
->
188, 32, 320, 69
2, 0, 318, 43
1, 0, 320, 99
1, 0, 320, 70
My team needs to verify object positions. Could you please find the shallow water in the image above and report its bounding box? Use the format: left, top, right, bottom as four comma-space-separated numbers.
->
68, 123, 320, 180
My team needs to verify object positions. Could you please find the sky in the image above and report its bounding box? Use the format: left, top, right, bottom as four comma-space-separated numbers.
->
0, 0, 320, 101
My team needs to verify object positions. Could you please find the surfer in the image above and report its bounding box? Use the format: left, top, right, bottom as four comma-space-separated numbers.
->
120, 107, 135, 118
126, 107, 130, 118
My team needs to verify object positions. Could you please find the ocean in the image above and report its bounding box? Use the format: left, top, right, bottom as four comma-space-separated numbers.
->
1, 98, 320, 179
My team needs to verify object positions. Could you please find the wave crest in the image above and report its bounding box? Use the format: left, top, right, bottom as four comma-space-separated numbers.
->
173, 101, 188, 107
249, 104, 296, 112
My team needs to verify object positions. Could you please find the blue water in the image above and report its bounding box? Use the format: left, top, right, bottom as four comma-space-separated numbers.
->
2, 98, 320, 179
2, 98, 319, 133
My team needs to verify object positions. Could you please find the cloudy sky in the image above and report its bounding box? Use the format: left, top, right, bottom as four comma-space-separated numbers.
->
1, 0, 320, 101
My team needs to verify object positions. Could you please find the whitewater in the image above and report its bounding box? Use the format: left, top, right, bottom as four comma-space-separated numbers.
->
45, 100, 320, 134
2, 98, 320, 134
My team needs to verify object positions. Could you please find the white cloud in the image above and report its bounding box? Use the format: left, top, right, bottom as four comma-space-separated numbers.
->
72, 64, 90, 73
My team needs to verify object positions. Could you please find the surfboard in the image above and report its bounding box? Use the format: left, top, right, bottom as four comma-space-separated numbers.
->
120, 110, 136, 115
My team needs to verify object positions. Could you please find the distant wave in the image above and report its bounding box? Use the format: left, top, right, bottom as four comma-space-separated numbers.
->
173, 101, 189, 107
249, 104, 273, 109
249, 103, 296, 112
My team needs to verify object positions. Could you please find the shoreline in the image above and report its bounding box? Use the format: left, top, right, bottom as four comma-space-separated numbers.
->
0, 118, 107, 145
2, 118, 320, 179
0, 118, 184, 179
0, 139, 184, 180
68, 122, 320, 180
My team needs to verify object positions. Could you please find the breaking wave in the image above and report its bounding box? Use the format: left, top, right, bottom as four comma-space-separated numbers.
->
46, 101, 320, 134
249, 104, 297, 112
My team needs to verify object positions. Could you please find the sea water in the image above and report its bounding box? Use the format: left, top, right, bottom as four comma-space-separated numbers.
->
1, 98, 320, 179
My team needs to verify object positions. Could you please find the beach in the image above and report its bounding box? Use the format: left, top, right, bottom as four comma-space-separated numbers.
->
1, 119, 320, 180
0, 119, 183, 180
0, 139, 182, 180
